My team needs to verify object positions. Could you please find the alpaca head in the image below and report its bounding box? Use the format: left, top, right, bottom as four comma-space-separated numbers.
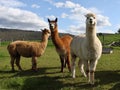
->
85, 13, 96, 27
41, 28, 51, 38
48, 18, 58, 32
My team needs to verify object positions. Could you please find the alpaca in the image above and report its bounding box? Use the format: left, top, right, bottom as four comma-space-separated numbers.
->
7, 28, 50, 71
48, 18, 73, 72
70, 13, 102, 84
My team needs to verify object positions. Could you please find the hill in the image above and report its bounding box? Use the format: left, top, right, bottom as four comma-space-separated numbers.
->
0, 28, 119, 45
0, 28, 42, 41
0, 28, 73, 41
98, 33, 120, 45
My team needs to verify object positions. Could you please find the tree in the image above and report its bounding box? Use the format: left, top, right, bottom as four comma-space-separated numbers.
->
118, 28, 120, 34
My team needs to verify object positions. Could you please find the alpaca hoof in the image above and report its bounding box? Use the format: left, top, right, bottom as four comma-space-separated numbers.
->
60, 70, 63, 73
72, 75, 75, 78
11, 70, 15, 73
64, 65, 66, 68
19, 68, 23, 71
83, 74, 87, 77
32, 70, 37, 72
88, 81, 94, 85
19, 69, 23, 71
31, 68, 37, 72
91, 82, 94, 85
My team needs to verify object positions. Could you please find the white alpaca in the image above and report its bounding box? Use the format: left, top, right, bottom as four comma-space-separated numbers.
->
70, 13, 102, 85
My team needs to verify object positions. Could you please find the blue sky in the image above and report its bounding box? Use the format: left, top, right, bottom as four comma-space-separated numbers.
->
0, 0, 120, 35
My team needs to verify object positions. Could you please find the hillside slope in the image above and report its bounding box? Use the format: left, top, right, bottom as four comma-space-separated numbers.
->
0, 28, 73, 41
0, 28, 42, 41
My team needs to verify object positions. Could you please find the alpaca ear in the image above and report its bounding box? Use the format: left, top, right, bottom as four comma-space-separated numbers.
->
41, 29, 43, 32
48, 18, 50, 22
84, 14, 87, 17
55, 18, 57, 22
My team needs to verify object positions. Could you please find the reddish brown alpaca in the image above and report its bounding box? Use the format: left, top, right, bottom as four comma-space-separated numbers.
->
48, 18, 72, 72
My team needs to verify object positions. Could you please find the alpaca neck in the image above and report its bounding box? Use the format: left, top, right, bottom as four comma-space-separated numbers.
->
51, 27, 63, 49
41, 35, 49, 50
86, 25, 97, 47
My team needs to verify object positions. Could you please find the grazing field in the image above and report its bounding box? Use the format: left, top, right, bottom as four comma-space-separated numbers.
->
98, 34, 120, 45
0, 39, 120, 90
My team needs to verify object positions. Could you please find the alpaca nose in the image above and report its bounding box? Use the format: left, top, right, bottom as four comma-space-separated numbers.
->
50, 24, 54, 28
90, 18, 92, 21
90, 19, 93, 23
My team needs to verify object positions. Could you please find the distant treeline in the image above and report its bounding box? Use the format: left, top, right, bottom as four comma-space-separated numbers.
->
0, 28, 73, 41
0, 28, 42, 41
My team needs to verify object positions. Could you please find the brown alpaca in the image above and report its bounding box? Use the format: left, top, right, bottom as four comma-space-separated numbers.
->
7, 29, 50, 71
48, 18, 73, 72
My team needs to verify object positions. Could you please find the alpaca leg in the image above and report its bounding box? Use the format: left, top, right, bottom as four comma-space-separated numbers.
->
71, 55, 76, 78
66, 54, 71, 72
78, 59, 86, 77
10, 56, 15, 71
64, 56, 67, 68
59, 55, 64, 72
16, 56, 22, 71
89, 60, 98, 85
32, 57, 37, 71
84, 60, 90, 82
64, 59, 67, 68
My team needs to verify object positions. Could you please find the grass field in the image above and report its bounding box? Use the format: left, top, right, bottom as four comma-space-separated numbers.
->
0, 37, 120, 90
98, 34, 120, 45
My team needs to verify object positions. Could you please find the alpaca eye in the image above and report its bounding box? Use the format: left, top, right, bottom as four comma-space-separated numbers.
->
48, 31, 50, 34
50, 23, 52, 26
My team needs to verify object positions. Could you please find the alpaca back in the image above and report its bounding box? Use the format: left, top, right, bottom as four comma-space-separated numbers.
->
70, 34, 85, 58
61, 35, 73, 52
8, 41, 45, 57
71, 35, 102, 60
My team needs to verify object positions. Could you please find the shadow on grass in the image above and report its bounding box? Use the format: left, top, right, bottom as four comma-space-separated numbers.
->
0, 68, 120, 89
12, 66, 61, 77
0, 67, 97, 90
21, 76, 63, 90
96, 70, 120, 88
0, 66, 60, 76
22, 77, 99, 90
17, 69, 120, 90
109, 82, 120, 90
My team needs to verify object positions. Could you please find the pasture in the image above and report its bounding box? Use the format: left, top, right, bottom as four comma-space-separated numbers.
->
0, 38, 120, 90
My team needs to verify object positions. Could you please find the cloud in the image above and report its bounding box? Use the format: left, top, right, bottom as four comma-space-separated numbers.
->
54, 1, 80, 8
88, 7, 102, 14
97, 15, 111, 26
68, 25, 85, 35
113, 24, 120, 33
0, 0, 26, 7
46, 15, 56, 20
61, 13, 68, 18
98, 28, 115, 33
31, 4, 40, 9
54, 2, 64, 8
0, 5, 48, 30
0, 0, 113, 34
47, 1, 112, 34
116, 24, 120, 29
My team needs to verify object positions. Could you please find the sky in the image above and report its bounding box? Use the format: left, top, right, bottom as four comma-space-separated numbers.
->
0, 0, 120, 35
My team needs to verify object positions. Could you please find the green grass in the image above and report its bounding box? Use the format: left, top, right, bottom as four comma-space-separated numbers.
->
0, 38, 120, 90
98, 34, 120, 45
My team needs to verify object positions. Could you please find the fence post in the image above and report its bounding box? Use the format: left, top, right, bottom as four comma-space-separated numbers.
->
0, 39, 1, 46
